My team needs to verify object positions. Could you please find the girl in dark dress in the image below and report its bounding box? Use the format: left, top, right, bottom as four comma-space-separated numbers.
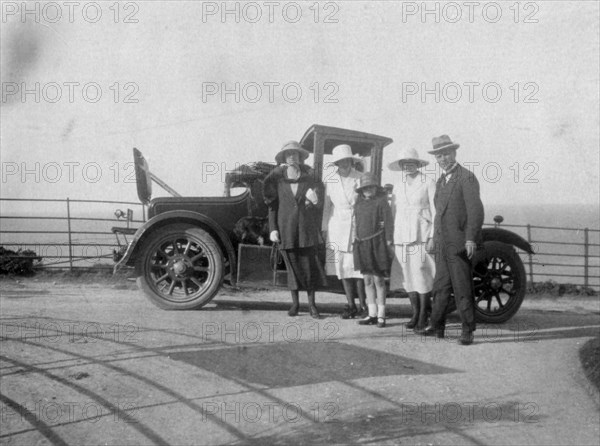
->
263, 141, 327, 319
354, 173, 394, 327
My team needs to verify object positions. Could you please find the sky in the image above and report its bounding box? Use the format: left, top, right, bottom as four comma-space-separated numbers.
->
1, 1, 599, 219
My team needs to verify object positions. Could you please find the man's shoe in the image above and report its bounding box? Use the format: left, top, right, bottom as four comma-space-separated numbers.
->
377, 317, 386, 328
341, 305, 358, 319
287, 304, 299, 317
416, 325, 445, 339
458, 330, 474, 345
309, 306, 320, 319
358, 316, 377, 325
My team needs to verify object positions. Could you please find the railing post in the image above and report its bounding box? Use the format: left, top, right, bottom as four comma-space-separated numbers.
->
526, 224, 534, 285
66, 198, 73, 272
583, 228, 589, 289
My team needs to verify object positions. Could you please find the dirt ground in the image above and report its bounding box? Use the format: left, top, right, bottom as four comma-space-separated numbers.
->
1, 276, 599, 445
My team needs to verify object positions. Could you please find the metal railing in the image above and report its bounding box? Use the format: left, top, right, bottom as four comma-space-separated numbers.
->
0, 198, 145, 271
484, 222, 599, 291
1, 198, 599, 290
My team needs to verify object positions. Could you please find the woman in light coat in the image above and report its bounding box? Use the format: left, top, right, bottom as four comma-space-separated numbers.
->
322, 144, 367, 318
389, 148, 436, 330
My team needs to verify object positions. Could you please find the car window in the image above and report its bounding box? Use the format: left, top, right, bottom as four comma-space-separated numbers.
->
228, 185, 249, 197
304, 153, 314, 169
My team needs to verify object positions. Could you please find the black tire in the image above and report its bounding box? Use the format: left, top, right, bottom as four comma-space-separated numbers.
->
136, 225, 224, 310
472, 241, 527, 323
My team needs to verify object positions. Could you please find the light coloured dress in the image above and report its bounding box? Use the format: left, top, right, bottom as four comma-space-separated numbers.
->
322, 168, 363, 279
390, 172, 436, 293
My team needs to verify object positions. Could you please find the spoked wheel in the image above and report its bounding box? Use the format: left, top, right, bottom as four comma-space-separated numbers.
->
136, 225, 224, 310
472, 241, 526, 323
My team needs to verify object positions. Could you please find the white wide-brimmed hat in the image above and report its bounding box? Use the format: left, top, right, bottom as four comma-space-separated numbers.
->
388, 147, 429, 171
275, 140, 310, 164
428, 134, 460, 154
327, 144, 363, 167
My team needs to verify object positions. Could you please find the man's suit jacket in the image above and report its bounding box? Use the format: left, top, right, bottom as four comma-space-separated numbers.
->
264, 165, 323, 250
433, 164, 484, 254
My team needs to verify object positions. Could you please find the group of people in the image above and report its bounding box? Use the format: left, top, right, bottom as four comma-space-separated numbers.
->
263, 135, 484, 345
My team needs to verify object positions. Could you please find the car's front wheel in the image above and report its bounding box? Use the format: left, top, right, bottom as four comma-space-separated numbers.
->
136, 225, 223, 310
473, 241, 527, 323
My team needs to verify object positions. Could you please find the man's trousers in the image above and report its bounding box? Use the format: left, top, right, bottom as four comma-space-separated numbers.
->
429, 243, 476, 332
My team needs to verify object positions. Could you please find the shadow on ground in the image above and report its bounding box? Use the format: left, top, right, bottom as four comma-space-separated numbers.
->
170, 342, 458, 388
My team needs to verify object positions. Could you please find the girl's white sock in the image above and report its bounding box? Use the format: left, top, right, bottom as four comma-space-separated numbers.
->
368, 304, 377, 318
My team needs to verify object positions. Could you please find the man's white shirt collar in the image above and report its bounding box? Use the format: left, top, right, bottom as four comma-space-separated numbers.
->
443, 163, 459, 182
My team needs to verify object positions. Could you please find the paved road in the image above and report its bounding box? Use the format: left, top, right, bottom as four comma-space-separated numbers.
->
1, 279, 599, 445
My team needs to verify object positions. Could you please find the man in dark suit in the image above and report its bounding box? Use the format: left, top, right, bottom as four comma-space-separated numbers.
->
416, 135, 484, 345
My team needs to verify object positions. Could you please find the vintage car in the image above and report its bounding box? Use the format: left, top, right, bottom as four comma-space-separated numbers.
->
112, 124, 533, 323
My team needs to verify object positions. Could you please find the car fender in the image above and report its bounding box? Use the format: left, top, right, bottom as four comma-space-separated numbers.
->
481, 227, 534, 254
113, 210, 236, 283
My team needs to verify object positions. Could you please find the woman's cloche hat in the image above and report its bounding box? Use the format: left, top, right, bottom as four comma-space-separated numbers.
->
356, 172, 380, 192
275, 140, 310, 164
328, 144, 363, 167
388, 147, 429, 171
428, 135, 460, 154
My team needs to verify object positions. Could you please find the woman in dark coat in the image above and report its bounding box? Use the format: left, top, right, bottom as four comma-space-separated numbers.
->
263, 141, 327, 318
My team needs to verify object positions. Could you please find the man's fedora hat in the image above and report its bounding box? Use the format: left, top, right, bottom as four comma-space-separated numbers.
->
275, 140, 310, 164
388, 147, 429, 171
327, 144, 363, 167
428, 135, 460, 154
356, 172, 380, 192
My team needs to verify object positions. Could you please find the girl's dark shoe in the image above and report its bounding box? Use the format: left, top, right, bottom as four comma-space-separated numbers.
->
341, 305, 358, 319
309, 306, 320, 319
358, 316, 377, 325
288, 304, 299, 317
357, 306, 368, 317
377, 317, 386, 328
416, 325, 445, 339
405, 315, 418, 329
414, 317, 429, 331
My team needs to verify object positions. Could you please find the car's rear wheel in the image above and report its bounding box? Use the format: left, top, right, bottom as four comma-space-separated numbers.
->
136, 225, 223, 310
473, 241, 526, 323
